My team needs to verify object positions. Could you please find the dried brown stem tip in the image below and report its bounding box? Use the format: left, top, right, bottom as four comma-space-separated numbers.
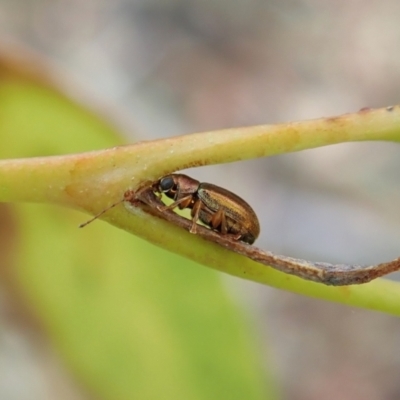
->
134, 187, 400, 286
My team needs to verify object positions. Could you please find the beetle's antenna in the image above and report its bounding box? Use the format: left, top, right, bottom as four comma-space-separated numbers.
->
79, 198, 125, 228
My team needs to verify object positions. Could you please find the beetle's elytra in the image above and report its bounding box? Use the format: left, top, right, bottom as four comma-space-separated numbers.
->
156, 174, 260, 244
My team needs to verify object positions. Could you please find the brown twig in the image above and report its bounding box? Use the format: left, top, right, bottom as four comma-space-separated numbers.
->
132, 187, 400, 286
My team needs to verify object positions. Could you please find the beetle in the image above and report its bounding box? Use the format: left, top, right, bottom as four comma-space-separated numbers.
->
80, 174, 260, 245
155, 174, 260, 244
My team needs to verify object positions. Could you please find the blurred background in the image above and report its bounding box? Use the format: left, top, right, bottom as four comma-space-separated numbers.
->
2, 0, 400, 399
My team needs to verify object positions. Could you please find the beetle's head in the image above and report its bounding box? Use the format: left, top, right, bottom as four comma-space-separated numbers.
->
157, 175, 178, 200
156, 174, 200, 200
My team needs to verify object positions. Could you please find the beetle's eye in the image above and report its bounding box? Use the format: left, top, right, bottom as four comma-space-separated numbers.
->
159, 176, 175, 192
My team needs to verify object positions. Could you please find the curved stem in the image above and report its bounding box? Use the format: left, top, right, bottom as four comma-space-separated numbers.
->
1, 105, 400, 315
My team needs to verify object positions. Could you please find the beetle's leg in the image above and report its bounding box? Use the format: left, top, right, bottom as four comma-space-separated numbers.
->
189, 200, 202, 233
210, 210, 241, 240
157, 195, 193, 212
229, 233, 242, 241
209, 209, 228, 234
218, 213, 242, 240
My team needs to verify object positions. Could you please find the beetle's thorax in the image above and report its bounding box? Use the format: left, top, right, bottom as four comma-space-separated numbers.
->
168, 174, 200, 200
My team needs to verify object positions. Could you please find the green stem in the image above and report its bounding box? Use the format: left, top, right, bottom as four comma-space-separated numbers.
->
1, 105, 400, 315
